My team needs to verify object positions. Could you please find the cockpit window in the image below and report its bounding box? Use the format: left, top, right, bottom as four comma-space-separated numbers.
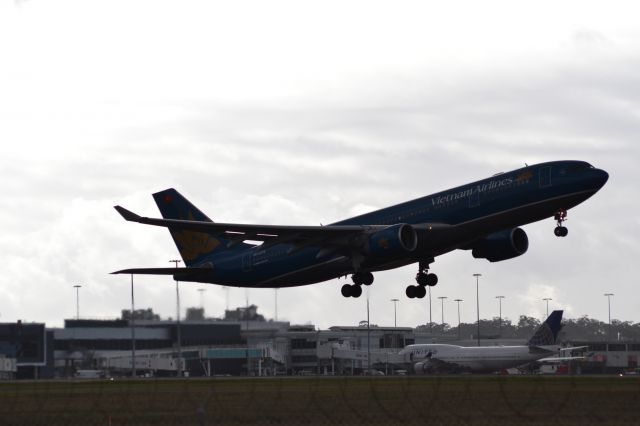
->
565, 163, 592, 174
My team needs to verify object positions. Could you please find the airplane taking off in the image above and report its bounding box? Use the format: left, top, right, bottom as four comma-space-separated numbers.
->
112, 160, 608, 298
400, 310, 567, 374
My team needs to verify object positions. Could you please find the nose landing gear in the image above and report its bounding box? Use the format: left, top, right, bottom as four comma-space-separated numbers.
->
554, 209, 568, 237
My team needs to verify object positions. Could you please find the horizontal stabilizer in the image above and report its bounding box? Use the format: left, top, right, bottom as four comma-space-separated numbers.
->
111, 267, 211, 275
114, 205, 142, 222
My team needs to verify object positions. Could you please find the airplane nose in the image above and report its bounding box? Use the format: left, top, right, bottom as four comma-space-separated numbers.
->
594, 169, 609, 189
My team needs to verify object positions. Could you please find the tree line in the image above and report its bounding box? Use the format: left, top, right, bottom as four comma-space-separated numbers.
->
415, 316, 640, 341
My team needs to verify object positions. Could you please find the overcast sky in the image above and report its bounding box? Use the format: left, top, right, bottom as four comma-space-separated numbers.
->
1, 0, 639, 330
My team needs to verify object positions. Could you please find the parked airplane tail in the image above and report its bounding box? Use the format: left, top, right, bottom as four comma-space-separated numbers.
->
152, 188, 241, 267
527, 310, 563, 346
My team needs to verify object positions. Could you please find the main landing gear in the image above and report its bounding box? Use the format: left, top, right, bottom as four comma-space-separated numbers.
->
406, 262, 438, 299
554, 209, 568, 237
341, 271, 374, 298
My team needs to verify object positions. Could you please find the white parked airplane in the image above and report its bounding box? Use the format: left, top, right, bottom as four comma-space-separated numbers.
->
399, 310, 577, 373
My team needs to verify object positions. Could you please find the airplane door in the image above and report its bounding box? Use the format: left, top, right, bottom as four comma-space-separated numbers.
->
539, 167, 552, 188
242, 252, 253, 272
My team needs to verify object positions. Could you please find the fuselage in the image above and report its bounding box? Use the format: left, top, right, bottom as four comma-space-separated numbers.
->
181, 160, 608, 287
400, 343, 553, 373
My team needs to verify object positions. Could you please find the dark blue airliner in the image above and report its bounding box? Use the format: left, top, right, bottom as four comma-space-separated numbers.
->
113, 160, 608, 299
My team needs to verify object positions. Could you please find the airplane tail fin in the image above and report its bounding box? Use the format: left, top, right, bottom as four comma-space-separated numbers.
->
152, 188, 236, 266
527, 310, 564, 346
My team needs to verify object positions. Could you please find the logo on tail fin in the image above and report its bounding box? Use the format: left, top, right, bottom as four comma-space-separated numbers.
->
169, 211, 220, 262
528, 310, 563, 346
152, 189, 221, 266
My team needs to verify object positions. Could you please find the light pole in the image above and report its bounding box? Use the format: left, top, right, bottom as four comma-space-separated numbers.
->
604, 293, 614, 342
473, 273, 481, 346
198, 288, 206, 311
438, 296, 447, 326
496, 296, 505, 337
428, 286, 432, 332
170, 259, 183, 377
223, 286, 230, 312
454, 299, 462, 340
73, 285, 82, 320
543, 298, 552, 318
366, 295, 371, 373
245, 288, 250, 376
274, 288, 279, 321
130, 274, 136, 378
390, 298, 399, 327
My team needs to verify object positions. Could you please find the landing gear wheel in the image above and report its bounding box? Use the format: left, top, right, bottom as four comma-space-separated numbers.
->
352, 272, 374, 286
554, 209, 568, 237
351, 284, 362, 298
416, 273, 429, 286
426, 273, 438, 287
406, 285, 417, 299
415, 285, 426, 299
341, 284, 352, 298
416, 272, 438, 287
554, 226, 568, 237
362, 272, 374, 286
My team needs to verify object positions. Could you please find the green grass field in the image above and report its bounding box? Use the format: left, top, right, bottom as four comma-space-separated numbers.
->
0, 376, 638, 425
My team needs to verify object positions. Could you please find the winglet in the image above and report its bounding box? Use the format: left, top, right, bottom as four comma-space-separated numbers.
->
114, 205, 142, 222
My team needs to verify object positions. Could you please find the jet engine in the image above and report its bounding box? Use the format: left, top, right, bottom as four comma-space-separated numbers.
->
413, 361, 434, 374
471, 227, 529, 262
366, 224, 418, 258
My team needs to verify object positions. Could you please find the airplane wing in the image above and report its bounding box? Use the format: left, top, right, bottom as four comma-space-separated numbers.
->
114, 205, 453, 247
111, 267, 212, 276
559, 346, 589, 352
537, 356, 585, 363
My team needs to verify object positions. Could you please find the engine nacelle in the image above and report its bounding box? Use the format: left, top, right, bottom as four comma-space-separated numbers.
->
471, 227, 529, 262
413, 360, 434, 374
367, 224, 418, 258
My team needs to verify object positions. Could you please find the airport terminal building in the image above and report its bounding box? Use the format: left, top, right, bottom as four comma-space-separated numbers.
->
2, 305, 639, 378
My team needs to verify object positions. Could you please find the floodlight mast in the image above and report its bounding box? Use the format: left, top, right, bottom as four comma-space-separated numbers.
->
130, 274, 136, 378
390, 299, 399, 327
543, 297, 552, 318
73, 285, 82, 320
454, 299, 463, 340
496, 296, 505, 337
170, 259, 182, 377
604, 293, 614, 343
473, 274, 481, 346
438, 296, 447, 325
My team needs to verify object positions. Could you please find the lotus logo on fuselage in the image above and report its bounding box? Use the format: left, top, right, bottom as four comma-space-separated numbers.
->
516, 170, 533, 182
